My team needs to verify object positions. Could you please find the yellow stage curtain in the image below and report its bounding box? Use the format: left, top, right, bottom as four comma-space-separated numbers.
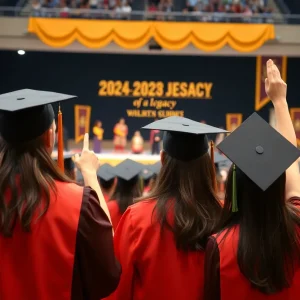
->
28, 18, 275, 52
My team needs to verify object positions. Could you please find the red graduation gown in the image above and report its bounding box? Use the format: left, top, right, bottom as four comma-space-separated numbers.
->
210, 220, 300, 299
143, 186, 151, 194
103, 192, 110, 203
106, 199, 205, 300
107, 200, 122, 231
0, 181, 82, 300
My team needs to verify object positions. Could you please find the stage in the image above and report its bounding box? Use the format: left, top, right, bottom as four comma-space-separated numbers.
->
53, 140, 161, 166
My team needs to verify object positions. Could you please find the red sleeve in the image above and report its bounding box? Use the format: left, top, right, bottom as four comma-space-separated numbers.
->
108, 207, 138, 300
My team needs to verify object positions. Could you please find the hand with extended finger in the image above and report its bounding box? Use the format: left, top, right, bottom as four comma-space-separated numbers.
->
265, 59, 287, 105
74, 133, 100, 175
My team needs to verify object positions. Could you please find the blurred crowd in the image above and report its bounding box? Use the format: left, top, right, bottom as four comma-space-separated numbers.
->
32, 0, 133, 17
32, 0, 271, 15
147, 0, 173, 13
182, 0, 272, 14
147, 0, 271, 14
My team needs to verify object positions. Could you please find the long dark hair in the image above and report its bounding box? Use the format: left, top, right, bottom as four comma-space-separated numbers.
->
139, 151, 222, 251
110, 176, 142, 214
99, 178, 115, 191
218, 165, 300, 294
0, 135, 73, 237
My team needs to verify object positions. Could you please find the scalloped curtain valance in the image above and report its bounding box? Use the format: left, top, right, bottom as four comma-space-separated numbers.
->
28, 18, 275, 52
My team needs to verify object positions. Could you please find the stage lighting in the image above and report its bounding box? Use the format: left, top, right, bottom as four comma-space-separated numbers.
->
17, 50, 25, 55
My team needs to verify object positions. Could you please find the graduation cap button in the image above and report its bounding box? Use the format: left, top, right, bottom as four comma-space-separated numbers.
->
17, 97, 25, 100
182, 124, 189, 126
256, 146, 264, 154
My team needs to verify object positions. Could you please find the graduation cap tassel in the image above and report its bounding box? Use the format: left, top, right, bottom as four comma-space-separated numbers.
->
232, 164, 238, 213
210, 141, 218, 193
57, 103, 65, 172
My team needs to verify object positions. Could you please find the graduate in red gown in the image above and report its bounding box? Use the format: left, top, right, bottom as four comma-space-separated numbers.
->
140, 167, 154, 195
0, 89, 120, 300
204, 60, 300, 300
97, 163, 117, 202
106, 116, 227, 300
107, 159, 143, 230
142, 161, 161, 195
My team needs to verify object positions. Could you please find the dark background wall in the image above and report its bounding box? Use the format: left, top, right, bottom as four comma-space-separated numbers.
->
0, 50, 299, 140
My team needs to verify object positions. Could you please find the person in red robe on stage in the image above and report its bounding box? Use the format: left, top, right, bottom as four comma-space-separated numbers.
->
106, 116, 226, 300
0, 90, 120, 300
107, 159, 143, 230
204, 60, 300, 300
97, 163, 117, 202
113, 118, 128, 152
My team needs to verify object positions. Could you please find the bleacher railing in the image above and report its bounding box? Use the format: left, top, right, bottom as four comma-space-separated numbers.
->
1, 7, 300, 24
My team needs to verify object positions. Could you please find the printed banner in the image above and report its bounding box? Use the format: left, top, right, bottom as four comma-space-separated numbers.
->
74, 105, 91, 143
255, 56, 287, 111
290, 108, 300, 146
98, 79, 213, 119
226, 114, 243, 132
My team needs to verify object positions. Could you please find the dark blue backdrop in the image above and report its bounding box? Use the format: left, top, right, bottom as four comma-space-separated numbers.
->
0, 50, 299, 140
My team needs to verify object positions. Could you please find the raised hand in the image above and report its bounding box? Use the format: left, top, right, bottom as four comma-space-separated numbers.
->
265, 59, 287, 105
74, 133, 100, 175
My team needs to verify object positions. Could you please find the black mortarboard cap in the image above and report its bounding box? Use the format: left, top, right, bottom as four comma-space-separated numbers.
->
147, 161, 161, 175
97, 163, 115, 181
52, 152, 75, 171
0, 89, 76, 143
113, 159, 144, 181
218, 113, 300, 191
142, 117, 227, 161
140, 168, 154, 180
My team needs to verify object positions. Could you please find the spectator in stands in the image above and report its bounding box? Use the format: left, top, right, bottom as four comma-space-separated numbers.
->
90, 0, 98, 9
159, 0, 173, 13
32, 0, 41, 15
79, 0, 90, 17
115, 0, 132, 17
148, 0, 159, 12
195, 0, 209, 12
183, 0, 199, 12
243, 5, 253, 16
109, 0, 117, 9
100, 0, 109, 9
60, 0, 70, 17
42, 0, 52, 8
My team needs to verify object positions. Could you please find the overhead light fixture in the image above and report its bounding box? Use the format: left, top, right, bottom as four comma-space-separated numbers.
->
17, 50, 25, 55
